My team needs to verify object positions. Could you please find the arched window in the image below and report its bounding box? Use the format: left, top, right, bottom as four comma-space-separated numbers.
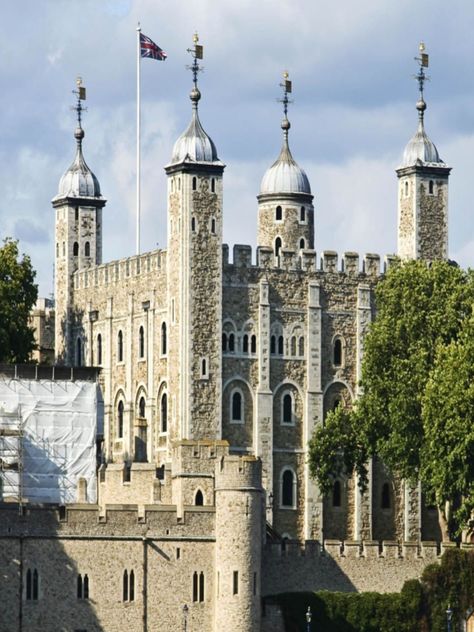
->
161, 322, 167, 355
73, 242, 79, 257
97, 333, 102, 365
281, 469, 296, 508
76, 338, 82, 367
231, 391, 243, 422
139, 396, 145, 418
298, 336, 304, 357
278, 335, 284, 355
275, 237, 282, 257
211, 218, 216, 234
251, 335, 256, 354
84, 241, 90, 257
332, 480, 342, 507
211, 178, 215, 193
228, 333, 235, 352
139, 326, 145, 359
290, 336, 296, 356
275, 205, 282, 221
195, 489, 204, 506
242, 334, 249, 353
270, 335, 276, 354
333, 338, 342, 366
117, 400, 124, 438
381, 482, 391, 509
300, 206, 306, 222
192, 176, 197, 191
222, 332, 228, 351
282, 393, 293, 424
299, 238, 305, 250
405, 181, 409, 196
191, 217, 196, 232
161, 393, 168, 433
429, 180, 434, 194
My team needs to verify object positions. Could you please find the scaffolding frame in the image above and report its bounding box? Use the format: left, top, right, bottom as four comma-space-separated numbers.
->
0, 406, 24, 512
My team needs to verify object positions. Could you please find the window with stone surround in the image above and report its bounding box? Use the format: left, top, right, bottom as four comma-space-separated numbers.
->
195, 489, 204, 505
298, 336, 304, 357
333, 337, 343, 367
160, 393, 168, 434
73, 241, 79, 256
222, 332, 228, 351
228, 332, 235, 352
275, 237, 282, 257
84, 241, 90, 257
161, 322, 167, 355
138, 396, 146, 419
117, 400, 124, 438
97, 333, 102, 365
280, 468, 296, 509
77, 574, 89, 599
429, 179, 434, 195
278, 335, 284, 355
275, 205, 282, 221
281, 392, 294, 425
300, 206, 306, 222
122, 569, 135, 602
299, 238, 305, 250
139, 326, 145, 359
192, 571, 205, 602
251, 335, 256, 354
117, 330, 124, 362
200, 357, 209, 379
242, 334, 249, 353
25, 568, 39, 600
290, 336, 297, 356
192, 176, 197, 191
231, 389, 244, 423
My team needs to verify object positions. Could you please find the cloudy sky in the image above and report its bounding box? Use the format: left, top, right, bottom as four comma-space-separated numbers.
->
1, 0, 473, 296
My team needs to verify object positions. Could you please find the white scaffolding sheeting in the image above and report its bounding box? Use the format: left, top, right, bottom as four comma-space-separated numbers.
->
0, 378, 98, 504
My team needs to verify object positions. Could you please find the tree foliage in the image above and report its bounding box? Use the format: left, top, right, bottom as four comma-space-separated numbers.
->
308, 259, 474, 534
0, 238, 37, 363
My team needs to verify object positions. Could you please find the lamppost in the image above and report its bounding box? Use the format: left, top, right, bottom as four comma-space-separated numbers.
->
183, 604, 189, 632
446, 604, 453, 632
306, 606, 312, 632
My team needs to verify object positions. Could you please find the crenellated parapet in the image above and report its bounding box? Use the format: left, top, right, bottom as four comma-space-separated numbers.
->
74, 248, 166, 291
223, 243, 397, 277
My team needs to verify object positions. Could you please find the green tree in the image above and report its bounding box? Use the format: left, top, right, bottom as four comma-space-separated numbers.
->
0, 238, 37, 362
308, 259, 474, 535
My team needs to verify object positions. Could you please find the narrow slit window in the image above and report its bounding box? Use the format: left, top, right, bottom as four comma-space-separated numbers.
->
161, 322, 167, 355
84, 241, 90, 257
242, 334, 249, 353
290, 336, 296, 356
270, 335, 276, 354
139, 326, 145, 358
97, 334, 102, 365
333, 338, 342, 366
122, 570, 128, 602
76, 338, 82, 367
251, 335, 256, 353
298, 336, 304, 357
275, 237, 282, 257
278, 336, 284, 355
275, 206, 282, 221
211, 218, 216, 234
233, 570, 239, 595
429, 179, 434, 194
282, 394, 292, 424
129, 570, 135, 601
300, 206, 305, 222
118, 330, 123, 362
281, 469, 295, 507
229, 333, 235, 352
222, 332, 227, 351
192, 572, 198, 602
73, 242, 79, 257
117, 401, 124, 438
192, 176, 197, 191
191, 217, 196, 232
211, 178, 215, 193
199, 572, 205, 602
161, 393, 168, 433
232, 391, 242, 422
299, 238, 305, 250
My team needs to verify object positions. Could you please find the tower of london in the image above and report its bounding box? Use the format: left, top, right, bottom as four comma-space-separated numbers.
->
0, 39, 461, 632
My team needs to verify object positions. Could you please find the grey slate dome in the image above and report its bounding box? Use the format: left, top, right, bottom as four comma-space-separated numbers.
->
400, 97, 444, 168
260, 119, 311, 195
170, 87, 220, 164
55, 127, 102, 200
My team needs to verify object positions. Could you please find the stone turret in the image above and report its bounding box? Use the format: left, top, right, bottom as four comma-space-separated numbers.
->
52, 79, 106, 364
396, 43, 451, 260
257, 73, 314, 256
214, 455, 264, 632
164, 35, 225, 443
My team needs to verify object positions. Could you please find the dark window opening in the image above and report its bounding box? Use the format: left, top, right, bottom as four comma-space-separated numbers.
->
290, 336, 296, 356
282, 469, 294, 507
26, 568, 39, 600
270, 335, 276, 354
118, 330, 123, 362
228, 333, 235, 352
161, 322, 167, 355
97, 333, 102, 365
429, 180, 434, 194
73, 242, 79, 257
332, 399, 341, 411
84, 241, 90, 257
242, 334, 249, 353
193, 572, 198, 602
139, 326, 145, 358
253, 571, 257, 596
201, 358, 207, 377
300, 206, 305, 222
76, 338, 82, 367
332, 481, 341, 507
283, 394, 292, 424
251, 335, 256, 353
117, 401, 124, 438
232, 391, 242, 421
139, 396, 145, 419
298, 337, 304, 356
222, 332, 227, 351
191, 217, 196, 232
333, 338, 342, 366
299, 238, 305, 250
233, 570, 239, 595
211, 178, 215, 193
161, 393, 167, 433
211, 218, 216, 233
199, 572, 205, 602
75, 207, 79, 221
278, 335, 284, 355
192, 176, 197, 191
195, 489, 204, 506
381, 483, 391, 509
275, 205, 282, 220
129, 570, 135, 601
275, 237, 282, 257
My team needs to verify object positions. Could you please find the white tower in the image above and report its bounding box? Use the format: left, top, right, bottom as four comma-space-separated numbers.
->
396, 43, 451, 261
52, 80, 106, 365
164, 35, 225, 443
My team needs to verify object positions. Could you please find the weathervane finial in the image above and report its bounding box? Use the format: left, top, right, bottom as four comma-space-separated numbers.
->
278, 70, 293, 144
414, 42, 429, 123
71, 76, 87, 145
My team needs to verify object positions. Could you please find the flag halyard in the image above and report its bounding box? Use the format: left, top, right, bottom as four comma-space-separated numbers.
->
140, 33, 167, 61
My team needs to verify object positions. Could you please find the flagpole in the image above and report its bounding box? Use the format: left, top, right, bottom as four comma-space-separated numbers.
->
136, 22, 141, 255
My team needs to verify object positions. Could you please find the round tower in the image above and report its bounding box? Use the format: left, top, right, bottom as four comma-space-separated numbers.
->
164, 35, 225, 445
214, 455, 264, 632
396, 43, 451, 261
257, 73, 314, 256
52, 79, 106, 365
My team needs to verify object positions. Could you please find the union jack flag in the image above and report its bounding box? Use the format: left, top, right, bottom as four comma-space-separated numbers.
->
140, 33, 167, 61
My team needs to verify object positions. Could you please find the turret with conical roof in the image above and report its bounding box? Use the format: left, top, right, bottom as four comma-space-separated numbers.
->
396, 43, 450, 260
257, 73, 314, 258
52, 79, 106, 365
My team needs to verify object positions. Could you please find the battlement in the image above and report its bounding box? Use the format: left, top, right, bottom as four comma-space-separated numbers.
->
73, 248, 166, 291
223, 244, 397, 276
215, 454, 263, 490
98, 462, 166, 508
171, 440, 229, 475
